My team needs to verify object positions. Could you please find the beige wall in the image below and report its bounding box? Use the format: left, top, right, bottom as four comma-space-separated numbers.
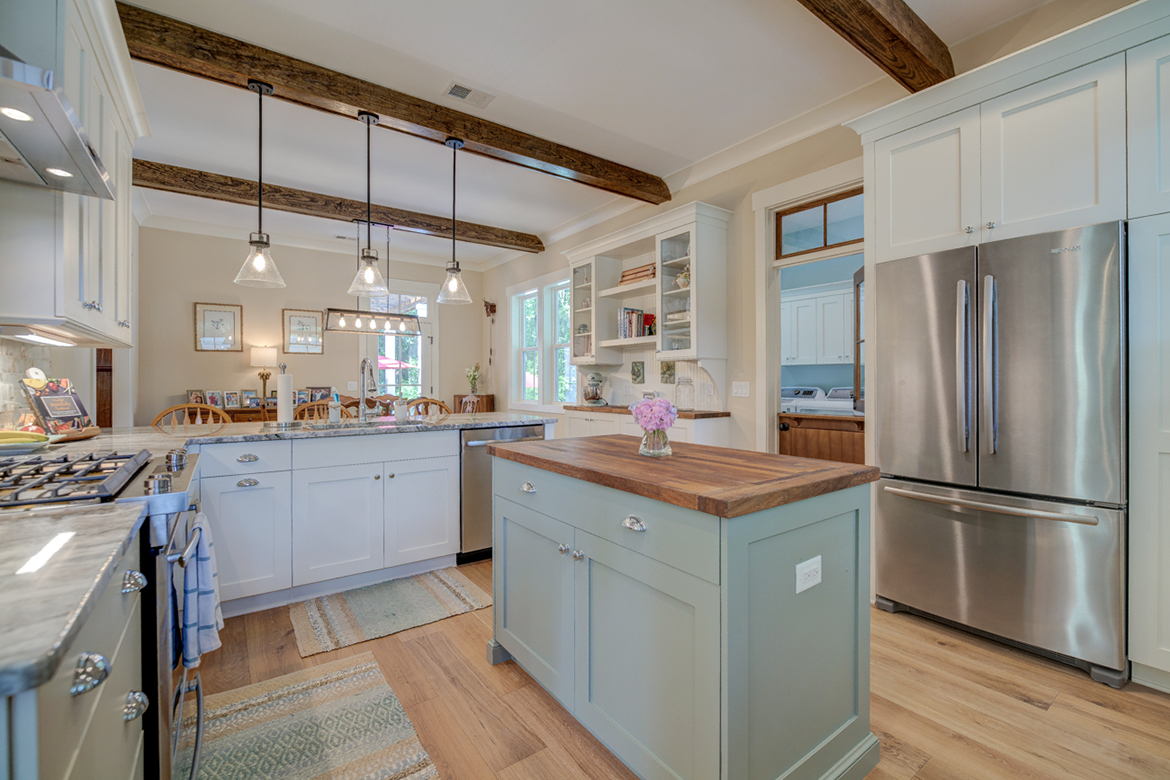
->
134, 228, 482, 425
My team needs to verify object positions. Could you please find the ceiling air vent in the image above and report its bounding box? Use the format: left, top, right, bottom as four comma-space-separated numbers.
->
444, 82, 494, 109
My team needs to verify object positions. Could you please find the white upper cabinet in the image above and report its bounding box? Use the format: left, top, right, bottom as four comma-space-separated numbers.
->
874, 107, 981, 263
1128, 35, 1170, 219
816, 293, 848, 364
980, 54, 1127, 242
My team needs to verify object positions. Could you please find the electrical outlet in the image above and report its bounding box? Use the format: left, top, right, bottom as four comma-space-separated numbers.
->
795, 555, 822, 594
347, 381, 358, 392
732, 381, 750, 398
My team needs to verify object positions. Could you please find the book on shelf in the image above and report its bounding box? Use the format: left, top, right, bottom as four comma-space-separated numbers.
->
617, 308, 656, 339
618, 262, 656, 285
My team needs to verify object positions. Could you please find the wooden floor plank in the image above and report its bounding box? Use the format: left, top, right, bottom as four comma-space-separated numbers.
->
242, 606, 304, 684
367, 634, 438, 708
404, 695, 498, 780
459, 560, 494, 594
197, 611, 250, 695
495, 747, 595, 780
437, 611, 532, 696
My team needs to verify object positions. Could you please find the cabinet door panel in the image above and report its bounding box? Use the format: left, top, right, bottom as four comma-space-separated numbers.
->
202, 472, 292, 600
384, 455, 459, 567
981, 54, 1126, 240
494, 498, 575, 707
573, 531, 720, 780
875, 106, 980, 262
1128, 35, 1170, 219
816, 293, 846, 364
793, 298, 817, 365
780, 302, 795, 364
591, 416, 621, 436
292, 463, 384, 586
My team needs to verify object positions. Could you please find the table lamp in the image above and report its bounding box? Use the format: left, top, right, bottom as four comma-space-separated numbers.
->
251, 346, 278, 399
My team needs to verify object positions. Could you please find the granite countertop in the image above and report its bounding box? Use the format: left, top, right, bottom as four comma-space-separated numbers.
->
51, 412, 557, 456
0, 503, 148, 696
563, 405, 731, 419
487, 435, 879, 518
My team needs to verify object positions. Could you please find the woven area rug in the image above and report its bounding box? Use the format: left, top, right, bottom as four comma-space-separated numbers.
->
174, 652, 437, 780
290, 566, 491, 657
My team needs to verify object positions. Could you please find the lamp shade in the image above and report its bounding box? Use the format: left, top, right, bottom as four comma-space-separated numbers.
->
251, 346, 277, 367
347, 248, 390, 297
437, 265, 472, 304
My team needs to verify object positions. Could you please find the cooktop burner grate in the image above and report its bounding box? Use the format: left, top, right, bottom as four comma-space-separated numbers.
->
0, 450, 152, 507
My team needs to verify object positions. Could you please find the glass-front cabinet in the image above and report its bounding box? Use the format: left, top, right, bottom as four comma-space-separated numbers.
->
657, 228, 694, 357
571, 264, 594, 362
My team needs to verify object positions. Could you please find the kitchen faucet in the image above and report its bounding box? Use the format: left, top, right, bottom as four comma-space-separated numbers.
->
359, 357, 377, 422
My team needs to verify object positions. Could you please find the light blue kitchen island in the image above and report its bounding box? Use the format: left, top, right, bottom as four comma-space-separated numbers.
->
486, 434, 881, 780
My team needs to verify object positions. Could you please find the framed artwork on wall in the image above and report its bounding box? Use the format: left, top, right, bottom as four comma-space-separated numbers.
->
631, 361, 645, 384
283, 309, 324, 354
194, 302, 243, 352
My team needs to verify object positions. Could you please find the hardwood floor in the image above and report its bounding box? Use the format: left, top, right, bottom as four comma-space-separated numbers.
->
201, 560, 1170, 779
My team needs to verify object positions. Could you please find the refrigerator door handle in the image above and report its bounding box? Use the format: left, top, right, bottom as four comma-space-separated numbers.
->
981, 274, 998, 454
956, 279, 970, 452
882, 486, 1100, 526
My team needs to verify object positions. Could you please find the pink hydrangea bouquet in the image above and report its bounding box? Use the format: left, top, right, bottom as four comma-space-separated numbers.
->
629, 397, 677, 432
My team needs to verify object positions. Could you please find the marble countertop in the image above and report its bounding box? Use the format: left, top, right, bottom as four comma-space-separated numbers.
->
0, 503, 147, 696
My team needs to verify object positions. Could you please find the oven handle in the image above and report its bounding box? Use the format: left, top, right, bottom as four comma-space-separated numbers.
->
171, 669, 204, 779
882, 486, 1099, 526
167, 527, 202, 568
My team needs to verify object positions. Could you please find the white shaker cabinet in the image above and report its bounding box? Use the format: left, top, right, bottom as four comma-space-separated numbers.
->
384, 455, 461, 568
780, 298, 818, 365
292, 463, 385, 586
874, 107, 981, 263
816, 293, 849, 365
980, 54, 1127, 242
1128, 35, 1170, 219
202, 471, 293, 601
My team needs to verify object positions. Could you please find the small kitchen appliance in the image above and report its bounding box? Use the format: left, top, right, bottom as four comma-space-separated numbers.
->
582, 371, 607, 406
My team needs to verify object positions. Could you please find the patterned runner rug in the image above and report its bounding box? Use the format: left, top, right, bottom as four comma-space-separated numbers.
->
174, 652, 437, 779
289, 566, 491, 657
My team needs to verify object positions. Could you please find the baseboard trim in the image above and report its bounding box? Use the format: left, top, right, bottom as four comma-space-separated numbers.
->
1132, 661, 1170, 694
456, 548, 492, 565
221, 554, 459, 618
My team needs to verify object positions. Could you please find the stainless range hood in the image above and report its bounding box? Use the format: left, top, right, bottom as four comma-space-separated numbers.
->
0, 47, 114, 200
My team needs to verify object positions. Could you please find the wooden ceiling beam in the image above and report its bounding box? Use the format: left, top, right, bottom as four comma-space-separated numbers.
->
116, 3, 671, 205
794, 0, 954, 92
133, 159, 545, 254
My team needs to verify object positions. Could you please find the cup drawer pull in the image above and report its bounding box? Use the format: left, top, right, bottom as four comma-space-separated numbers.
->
621, 515, 647, 532
237, 478, 259, 488
122, 570, 148, 594
236, 454, 259, 463
521, 482, 537, 493
123, 691, 150, 721
71, 652, 110, 696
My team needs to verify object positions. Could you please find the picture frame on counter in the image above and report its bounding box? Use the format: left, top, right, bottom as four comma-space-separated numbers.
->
205, 390, 224, 408
187, 389, 206, 405
194, 302, 243, 352
296, 389, 309, 405
309, 386, 331, 402
241, 389, 259, 408
223, 391, 240, 409
265, 397, 278, 408
283, 309, 324, 355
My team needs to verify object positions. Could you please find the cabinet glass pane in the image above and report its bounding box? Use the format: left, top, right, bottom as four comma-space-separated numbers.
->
781, 206, 824, 255
826, 194, 863, 245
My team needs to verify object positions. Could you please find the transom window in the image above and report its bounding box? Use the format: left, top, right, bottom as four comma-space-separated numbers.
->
776, 187, 863, 260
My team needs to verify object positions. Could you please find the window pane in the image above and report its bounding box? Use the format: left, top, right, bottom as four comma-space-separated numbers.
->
555, 286, 571, 343
780, 205, 824, 255
523, 296, 538, 348
522, 349, 539, 400
826, 193, 863, 245
555, 346, 576, 402
378, 332, 421, 399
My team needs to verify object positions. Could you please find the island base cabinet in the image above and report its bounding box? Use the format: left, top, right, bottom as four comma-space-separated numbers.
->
494, 499, 575, 708
292, 464, 384, 586
384, 455, 461, 568
202, 471, 293, 601
573, 531, 720, 780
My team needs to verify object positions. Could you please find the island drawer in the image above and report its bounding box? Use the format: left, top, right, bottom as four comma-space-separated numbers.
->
199, 440, 292, 477
494, 459, 719, 584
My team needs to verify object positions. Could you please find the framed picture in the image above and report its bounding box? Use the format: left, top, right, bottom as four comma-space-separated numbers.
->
223, 391, 240, 409
308, 386, 331, 402
631, 361, 645, 385
296, 389, 309, 405
660, 361, 676, 384
205, 390, 224, 408
241, 389, 258, 408
265, 397, 278, 408
187, 389, 206, 405
269, 389, 278, 399
283, 309, 324, 355
194, 302, 243, 352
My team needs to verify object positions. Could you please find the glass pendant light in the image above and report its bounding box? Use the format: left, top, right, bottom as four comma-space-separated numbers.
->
348, 111, 390, 297
235, 80, 286, 288
437, 137, 472, 304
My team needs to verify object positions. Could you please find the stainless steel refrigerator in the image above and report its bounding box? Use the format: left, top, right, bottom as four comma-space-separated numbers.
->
874, 222, 1127, 686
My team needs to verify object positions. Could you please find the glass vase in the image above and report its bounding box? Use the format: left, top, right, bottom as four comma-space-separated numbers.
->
639, 428, 672, 457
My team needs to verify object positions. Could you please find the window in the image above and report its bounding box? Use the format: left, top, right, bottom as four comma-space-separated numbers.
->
512, 276, 578, 406
369, 290, 432, 400
776, 188, 863, 260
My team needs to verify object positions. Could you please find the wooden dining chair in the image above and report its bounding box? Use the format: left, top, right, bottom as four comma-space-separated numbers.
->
151, 404, 232, 433
294, 401, 355, 421
406, 397, 451, 416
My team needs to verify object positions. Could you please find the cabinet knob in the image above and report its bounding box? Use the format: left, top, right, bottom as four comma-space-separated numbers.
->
779, 422, 790, 431
965, 226, 974, 234
986, 221, 997, 229
236, 478, 259, 488
71, 652, 110, 696
558, 544, 571, 555
572, 550, 585, 561
237, 454, 259, 463
621, 515, 647, 533
521, 481, 537, 494
374, 474, 380, 480
122, 691, 150, 722
121, 570, 148, 594
387, 473, 395, 479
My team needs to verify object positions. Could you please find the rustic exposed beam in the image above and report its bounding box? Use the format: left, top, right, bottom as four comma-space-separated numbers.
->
116, 3, 671, 205
794, 0, 954, 92
133, 159, 545, 254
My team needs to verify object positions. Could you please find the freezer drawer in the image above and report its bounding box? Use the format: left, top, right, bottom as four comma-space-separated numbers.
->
875, 478, 1125, 671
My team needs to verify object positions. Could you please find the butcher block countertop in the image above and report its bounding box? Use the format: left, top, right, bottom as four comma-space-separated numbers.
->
486, 434, 878, 518
563, 405, 731, 419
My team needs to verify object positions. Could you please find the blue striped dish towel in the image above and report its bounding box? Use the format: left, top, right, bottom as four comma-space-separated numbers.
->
182, 513, 223, 668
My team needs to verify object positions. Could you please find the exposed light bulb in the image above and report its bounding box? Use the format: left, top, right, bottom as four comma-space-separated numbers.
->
383, 320, 392, 332
369, 319, 377, 329
363, 266, 375, 283
338, 316, 346, 327
252, 253, 266, 271
355, 317, 362, 328
398, 320, 405, 332
448, 277, 458, 292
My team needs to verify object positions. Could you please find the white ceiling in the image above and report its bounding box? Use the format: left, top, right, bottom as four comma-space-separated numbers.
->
130, 0, 1055, 267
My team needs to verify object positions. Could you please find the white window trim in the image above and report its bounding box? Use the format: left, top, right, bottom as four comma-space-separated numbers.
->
360, 278, 440, 398
507, 268, 574, 409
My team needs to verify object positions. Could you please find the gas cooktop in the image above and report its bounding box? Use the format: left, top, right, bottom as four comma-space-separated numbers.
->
0, 450, 152, 508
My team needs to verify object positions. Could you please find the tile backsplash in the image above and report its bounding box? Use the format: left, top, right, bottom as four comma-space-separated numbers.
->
0, 341, 51, 428
591, 347, 721, 410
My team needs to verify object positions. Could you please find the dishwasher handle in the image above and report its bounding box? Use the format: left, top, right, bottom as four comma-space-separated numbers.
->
465, 435, 546, 448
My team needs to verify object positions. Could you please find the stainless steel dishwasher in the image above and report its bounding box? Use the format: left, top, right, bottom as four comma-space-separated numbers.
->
459, 424, 546, 562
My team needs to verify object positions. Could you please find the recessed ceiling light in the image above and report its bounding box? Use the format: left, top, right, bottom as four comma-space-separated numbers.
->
0, 107, 33, 122
45, 167, 73, 178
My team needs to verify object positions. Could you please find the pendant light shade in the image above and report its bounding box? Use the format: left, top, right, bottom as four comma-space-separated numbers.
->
437, 137, 472, 304
235, 80, 286, 288
349, 110, 390, 298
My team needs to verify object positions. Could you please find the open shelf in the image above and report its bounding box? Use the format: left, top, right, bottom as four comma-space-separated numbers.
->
662, 317, 691, 327
598, 335, 659, 348
598, 278, 657, 299
575, 307, 592, 313
662, 255, 691, 269
663, 287, 692, 296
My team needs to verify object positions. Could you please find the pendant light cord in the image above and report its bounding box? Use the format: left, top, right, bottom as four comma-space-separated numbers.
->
366, 116, 372, 252
257, 86, 263, 234
451, 141, 457, 271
